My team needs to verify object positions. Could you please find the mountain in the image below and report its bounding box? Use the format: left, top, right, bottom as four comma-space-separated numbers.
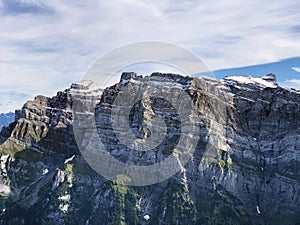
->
211, 56, 300, 90
0, 73, 299, 225
0, 112, 14, 130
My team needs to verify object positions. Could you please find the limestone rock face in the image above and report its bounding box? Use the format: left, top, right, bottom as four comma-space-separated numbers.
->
0, 73, 299, 225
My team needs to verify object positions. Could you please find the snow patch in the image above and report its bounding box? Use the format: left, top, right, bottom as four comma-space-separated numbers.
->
256, 206, 261, 214
144, 214, 150, 221
59, 203, 69, 213
238, 96, 255, 103
42, 168, 49, 175
59, 194, 70, 201
225, 76, 277, 88
64, 155, 75, 164
0, 184, 10, 195
252, 78, 276, 88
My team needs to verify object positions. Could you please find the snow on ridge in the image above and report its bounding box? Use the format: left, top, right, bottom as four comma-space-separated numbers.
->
252, 77, 277, 88
131, 78, 191, 88
70, 80, 102, 94
64, 155, 75, 164
224, 76, 277, 88
237, 96, 255, 103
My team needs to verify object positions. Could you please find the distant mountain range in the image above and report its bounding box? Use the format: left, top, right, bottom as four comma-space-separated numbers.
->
212, 56, 300, 89
0, 112, 14, 130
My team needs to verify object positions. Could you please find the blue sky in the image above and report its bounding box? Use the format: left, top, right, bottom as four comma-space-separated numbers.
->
0, 0, 299, 112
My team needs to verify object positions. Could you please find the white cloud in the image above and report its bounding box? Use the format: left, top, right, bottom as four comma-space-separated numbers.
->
0, 0, 300, 111
280, 79, 300, 90
0, 90, 31, 113
291, 67, 300, 73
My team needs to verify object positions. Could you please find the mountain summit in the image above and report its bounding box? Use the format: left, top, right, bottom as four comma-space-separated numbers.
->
0, 73, 299, 225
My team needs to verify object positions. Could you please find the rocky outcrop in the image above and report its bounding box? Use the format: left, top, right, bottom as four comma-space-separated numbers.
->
0, 73, 299, 225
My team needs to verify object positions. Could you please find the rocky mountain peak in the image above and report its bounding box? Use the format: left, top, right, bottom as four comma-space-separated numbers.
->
261, 73, 277, 84
70, 80, 101, 92
0, 73, 299, 225
120, 72, 141, 82
223, 74, 278, 91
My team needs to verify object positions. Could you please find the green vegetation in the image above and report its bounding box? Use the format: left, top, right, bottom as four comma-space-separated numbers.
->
0, 137, 29, 156
203, 147, 234, 172
151, 181, 197, 225
106, 175, 141, 225
162, 147, 174, 155
113, 174, 130, 195
64, 163, 73, 176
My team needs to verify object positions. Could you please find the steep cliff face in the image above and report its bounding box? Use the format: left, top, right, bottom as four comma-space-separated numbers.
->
0, 73, 299, 225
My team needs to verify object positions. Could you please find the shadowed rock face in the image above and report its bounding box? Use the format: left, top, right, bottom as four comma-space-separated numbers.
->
0, 73, 299, 225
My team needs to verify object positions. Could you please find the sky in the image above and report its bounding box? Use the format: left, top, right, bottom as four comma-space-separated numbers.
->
0, 0, 300, 112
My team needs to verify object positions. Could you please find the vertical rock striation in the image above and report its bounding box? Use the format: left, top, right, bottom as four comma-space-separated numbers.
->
0, 73, 299, 225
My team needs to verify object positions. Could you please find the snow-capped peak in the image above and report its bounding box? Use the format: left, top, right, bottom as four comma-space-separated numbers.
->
224, 75, 277, 89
